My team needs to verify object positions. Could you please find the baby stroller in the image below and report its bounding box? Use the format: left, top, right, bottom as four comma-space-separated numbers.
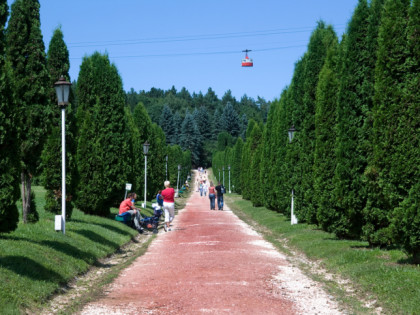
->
139, 203, 162, 234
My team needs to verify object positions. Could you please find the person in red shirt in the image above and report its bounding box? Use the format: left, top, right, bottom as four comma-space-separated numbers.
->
119, 193, 143, 233
161, 181, 175, 232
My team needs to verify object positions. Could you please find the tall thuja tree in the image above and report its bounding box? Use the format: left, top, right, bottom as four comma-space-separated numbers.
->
260, 96, 280, 210
42, 27, 77, 218
231, 137, 243, 193
148, 123, 167, 198
285, 56, 307, 217
76, 53, 131, 215
132, 102, 152, 193
239, 113, 248, 139
296, 22, 337, 223
240, 119, 256, 200
124, 107, 140, 192
159, 104, 176, 144
332, 0, 373, 239
391, 0, 420, 261
0, 0, 19, 232
220, 102, 240, 137
6, 0, 50, 223
363, 0, 411, 246
249, 123, 264, 207
180, 112, 201, 166
314, 40, 339, 233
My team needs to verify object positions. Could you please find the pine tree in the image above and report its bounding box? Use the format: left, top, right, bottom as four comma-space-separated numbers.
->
6, 0, 50, 223
314, 41, 339, 233
42, 27, 76, 218
0, 0, 19, 232
75, 52, 132, 216
220, 102, 240, 137
364, 0, 411, 246
248, 123, 264, 207
180, 112, 201, 166
159, 104, 176, 144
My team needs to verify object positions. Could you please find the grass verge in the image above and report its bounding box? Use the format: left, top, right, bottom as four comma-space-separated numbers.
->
0, 186, 158, 315
225, 193, 420, 315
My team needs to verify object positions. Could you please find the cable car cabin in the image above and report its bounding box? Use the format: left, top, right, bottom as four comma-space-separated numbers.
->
241, 56, 253, 67
241, 49, 253, 67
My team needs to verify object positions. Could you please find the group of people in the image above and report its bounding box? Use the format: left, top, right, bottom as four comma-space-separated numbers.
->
119, 181, 176, 233
206, 181, 225, 211
118, 169, 227, 234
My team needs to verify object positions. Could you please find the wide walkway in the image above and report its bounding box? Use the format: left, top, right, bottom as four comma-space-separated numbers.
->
81, 171, 341, 314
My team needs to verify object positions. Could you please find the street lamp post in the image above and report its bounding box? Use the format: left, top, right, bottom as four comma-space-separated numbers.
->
218, 169, 221, 183
165, 155, 168, 180
228, 165, 231, 193
288, 125, 298, 225
143, 141, 150, 208
222, 167, 225, 187
176, 164, 181, 197
54, 76, 71, 234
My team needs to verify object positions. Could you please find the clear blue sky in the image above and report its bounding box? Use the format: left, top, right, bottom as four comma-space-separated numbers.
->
9, 0, 359, 101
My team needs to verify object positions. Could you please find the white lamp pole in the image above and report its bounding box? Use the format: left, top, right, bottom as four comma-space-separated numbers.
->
176, 164, 181, 197
228, 165, 231, 193
288, 125, 298, 225
165, 155, 168, 180
222, 167, 225, 187
143, 141, 150, 208
54, 76, 71, 234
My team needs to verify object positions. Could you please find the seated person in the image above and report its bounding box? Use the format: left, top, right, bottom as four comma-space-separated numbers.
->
156, 190, 164, 208
119, 193, 143, 232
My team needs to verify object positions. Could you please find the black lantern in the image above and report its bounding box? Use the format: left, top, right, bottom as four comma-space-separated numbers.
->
54, 76, 71, 107
143, 141, 150, 155
288, 125, 296, 143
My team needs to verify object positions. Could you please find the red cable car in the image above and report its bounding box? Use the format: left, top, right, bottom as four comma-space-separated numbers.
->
241, 49, 253, 67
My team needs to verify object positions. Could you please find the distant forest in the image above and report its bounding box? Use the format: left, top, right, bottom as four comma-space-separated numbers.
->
125, 87, 271, 166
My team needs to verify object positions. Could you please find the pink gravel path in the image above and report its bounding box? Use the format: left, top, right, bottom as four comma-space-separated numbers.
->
81, 174, 338, 314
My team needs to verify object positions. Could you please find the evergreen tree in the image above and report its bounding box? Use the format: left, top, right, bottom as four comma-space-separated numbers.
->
75, 52, 132, 216
148, 123, 167, 198
42, 27, 77, 218
194, 106, 212, 140
220, 102, 240, 137
231, 137, 243, 193
332, 0, 372, 238
132, 102, 152, 194
239, 113, 248, 139
0, 0, 19, 232
390, 0, 420, 261
159, 104, 176, 144
179, 112, 201, 166
6, 0, 50, 223
172, 111, 182, 143
364, 0, 411, 246
314, 41, 339, 233
296, 21, 337, 224
248, 123, 264, 207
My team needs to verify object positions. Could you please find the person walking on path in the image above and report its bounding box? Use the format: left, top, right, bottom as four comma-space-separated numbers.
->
215, 181, 225, 210
202, 180, 208, 197
161, 180, 175, 232
118, 193, 143, 233
208, 181, 216, 210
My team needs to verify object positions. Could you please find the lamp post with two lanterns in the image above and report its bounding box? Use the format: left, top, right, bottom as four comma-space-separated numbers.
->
54, 76, 72, 234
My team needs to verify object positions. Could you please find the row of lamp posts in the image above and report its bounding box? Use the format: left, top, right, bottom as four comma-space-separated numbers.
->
54, 75, 299, 234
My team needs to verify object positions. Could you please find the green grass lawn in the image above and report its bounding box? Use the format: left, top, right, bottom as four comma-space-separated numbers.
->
225, 194, 420, 315
0, 186, 159, 314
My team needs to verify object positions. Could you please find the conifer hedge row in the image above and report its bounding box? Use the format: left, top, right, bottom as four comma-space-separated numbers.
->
213, 0, 419, 261
0, 0, 191, 232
